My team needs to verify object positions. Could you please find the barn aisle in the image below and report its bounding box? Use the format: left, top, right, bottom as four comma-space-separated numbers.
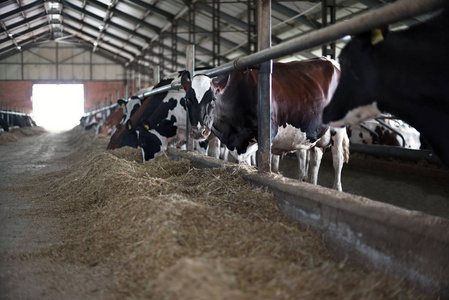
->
0, 128, 115, 300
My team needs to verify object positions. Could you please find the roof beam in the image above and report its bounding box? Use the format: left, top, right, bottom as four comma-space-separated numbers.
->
63, 23, 137, 59
0, 0, 44, 20
272, 2, 321, 29
0, 30, 49, 60
0, 11, 46, 33
0, 21, 47, 45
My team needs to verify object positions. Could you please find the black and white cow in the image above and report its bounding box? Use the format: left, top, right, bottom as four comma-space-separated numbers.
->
181, 58, 350, 191
107, 78, 175, 150
118, 96, 144, 125
133, 84, 187, 161
322, 5, 449, 165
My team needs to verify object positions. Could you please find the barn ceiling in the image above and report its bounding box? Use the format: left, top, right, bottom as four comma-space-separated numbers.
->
0, 0, 433, 77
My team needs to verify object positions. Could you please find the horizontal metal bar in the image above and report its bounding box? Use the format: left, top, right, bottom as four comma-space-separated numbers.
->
138, 81, 183, 98
0, 110, 28, 116
84, 103, 118, 116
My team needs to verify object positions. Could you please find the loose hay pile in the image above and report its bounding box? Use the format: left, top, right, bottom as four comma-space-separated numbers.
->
24, 126, 429, 299
0, 126, 45, 144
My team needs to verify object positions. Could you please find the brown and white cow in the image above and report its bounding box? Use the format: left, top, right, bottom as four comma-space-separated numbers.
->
96, 105, 124, 136
181, 58, 349, 191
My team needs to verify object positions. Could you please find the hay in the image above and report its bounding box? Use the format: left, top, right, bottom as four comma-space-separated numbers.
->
0, 126, 45, 144
0, 131, 18, 144
20, 129, 430, 300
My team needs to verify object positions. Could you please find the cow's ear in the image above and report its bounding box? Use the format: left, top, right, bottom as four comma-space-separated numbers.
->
117, 99, 127, 107
181, 71, 191, 91
371, 29, 384, 45
126, 119, 134, 131
141, 119, 150, 131
211, 74, 229, 95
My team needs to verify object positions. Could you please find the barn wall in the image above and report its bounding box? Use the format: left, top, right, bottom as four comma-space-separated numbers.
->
0, 42, 126, 81
0, 81, 33, 113
0, 80, 125, 115
84, 81, 125, 112
0, 41, 132, 115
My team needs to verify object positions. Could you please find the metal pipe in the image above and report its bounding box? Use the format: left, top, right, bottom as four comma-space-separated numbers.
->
201, 0, 445, 78
257, 0, 272, 173
375, 118, 407, 147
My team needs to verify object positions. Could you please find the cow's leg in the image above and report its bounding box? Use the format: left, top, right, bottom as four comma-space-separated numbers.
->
331, 127, 349, 191
296, 149, 309, 181
251, 153, 257, 166
271, 154, 280, 173
208, 136, 221, 159
221, 147, 229, 161
308, 147, 323, 185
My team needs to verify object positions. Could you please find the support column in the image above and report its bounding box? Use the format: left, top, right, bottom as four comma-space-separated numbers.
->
247, 0, 257, 55
257, 0, 272, 173
212, 0, 221, 66
321, 0, 336, 59
185, 45, 195, 152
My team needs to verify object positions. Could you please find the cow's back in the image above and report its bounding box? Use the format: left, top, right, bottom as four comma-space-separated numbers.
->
271, 59, 339, 141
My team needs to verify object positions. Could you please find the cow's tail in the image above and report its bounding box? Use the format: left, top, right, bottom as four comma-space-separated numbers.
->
342, 129, 350, 164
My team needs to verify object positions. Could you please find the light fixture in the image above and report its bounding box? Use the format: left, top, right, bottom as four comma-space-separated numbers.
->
99, 25, 104, 30
93, 42, 98, 46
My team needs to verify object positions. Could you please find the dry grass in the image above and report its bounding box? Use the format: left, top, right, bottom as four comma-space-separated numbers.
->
0, 126, 45, 144
17, 126, 430, 299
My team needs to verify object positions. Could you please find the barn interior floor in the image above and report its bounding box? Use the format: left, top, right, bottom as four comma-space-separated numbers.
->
1, 127, 445, 299
278, 151, 449, 220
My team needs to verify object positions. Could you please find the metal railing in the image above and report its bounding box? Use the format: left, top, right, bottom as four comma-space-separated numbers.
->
0, 110, 30, 126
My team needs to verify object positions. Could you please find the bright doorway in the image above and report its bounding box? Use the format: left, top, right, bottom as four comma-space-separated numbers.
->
32, 84, 84, 132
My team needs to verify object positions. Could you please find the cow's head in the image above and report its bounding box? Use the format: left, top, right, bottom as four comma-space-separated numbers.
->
323, 30, 386, 127
135, 119, 162, 161
181, 71, 229, 140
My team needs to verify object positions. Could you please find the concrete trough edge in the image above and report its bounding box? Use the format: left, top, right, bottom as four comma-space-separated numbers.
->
166, 148, 449, 298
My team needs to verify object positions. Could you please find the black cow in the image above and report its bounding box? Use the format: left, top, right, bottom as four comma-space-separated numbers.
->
322, 6, 449, 165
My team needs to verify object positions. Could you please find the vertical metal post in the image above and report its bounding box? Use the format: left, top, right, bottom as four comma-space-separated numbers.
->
247, 0, 257, 55
212, 0, 221, 66
257, 0, 272, 173
171, 21, 178, 72
153, 65, 160, 85
188, 2, 196, 44
321, 0, 336, 59
185, 44, 195, 152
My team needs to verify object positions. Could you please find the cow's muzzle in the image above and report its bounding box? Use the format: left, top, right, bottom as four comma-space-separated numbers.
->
190, 125, 211, 140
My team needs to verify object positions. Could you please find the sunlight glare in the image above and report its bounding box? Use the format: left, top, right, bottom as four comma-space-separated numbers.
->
32, 84, 84, 132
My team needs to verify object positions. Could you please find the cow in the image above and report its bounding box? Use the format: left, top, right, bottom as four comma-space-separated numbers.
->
347, 117, 420, 149
132, 79, 187, 161
107, 78, 175, 150
83, 113, 102, 131
96, 105, 123, 136
181, 58, 350, 191
322, 5, 449, 166
0, 118, 9, 131
118, 96, 144, 125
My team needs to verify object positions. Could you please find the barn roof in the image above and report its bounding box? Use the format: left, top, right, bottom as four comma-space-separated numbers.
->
0, 0, 435, 77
